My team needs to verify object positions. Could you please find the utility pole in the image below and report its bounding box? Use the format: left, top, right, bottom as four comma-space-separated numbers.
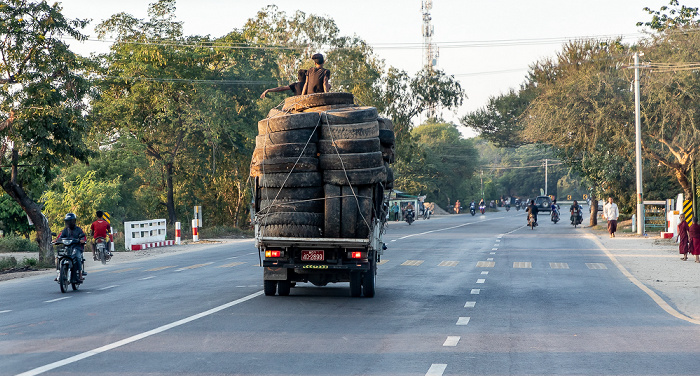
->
544, 159, 548, 197
634, 52, 644, 235
480, 169, 484, 199
421, 0, 439, 118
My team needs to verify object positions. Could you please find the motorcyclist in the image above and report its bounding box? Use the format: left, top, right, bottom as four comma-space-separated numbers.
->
551, 199, 560, 218
570, 200, 583, 224
90, 210, 112, 261
56, 213, 87, 280
404, 202, 415, 220
527, 199, 539, 224
470, 200, 476, 210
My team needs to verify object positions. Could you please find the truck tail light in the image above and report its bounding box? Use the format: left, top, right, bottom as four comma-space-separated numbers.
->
348, 251, 366, 259
265, 250, 283, 258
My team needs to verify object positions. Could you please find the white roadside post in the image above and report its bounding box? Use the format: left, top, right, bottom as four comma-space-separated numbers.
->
175, 222, 181, 245
634, 51, 644, 235
110, 226, 115, 253
192, 219, 199, 242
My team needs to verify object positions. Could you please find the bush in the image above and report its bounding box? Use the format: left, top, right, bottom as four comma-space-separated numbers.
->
0, 235, 40, 253
0, 256, 18, 269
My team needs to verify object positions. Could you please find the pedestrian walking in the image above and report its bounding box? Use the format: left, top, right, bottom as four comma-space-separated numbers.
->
688, 217, 700, 263
391, 202, 400, 221
603, 197, 619, 238
678, 215, 690, 261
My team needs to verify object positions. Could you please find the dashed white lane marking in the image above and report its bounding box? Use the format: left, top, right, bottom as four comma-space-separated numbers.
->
470, 289, 480, 294
139, 276, 156, 281
175, 262, 214, 271
487, 258, 494, 261
438, 261, 459, 267
44, 297, 71, 303
550, 262, 569, 269
401, 260, 424, 266
495, 239, 501, 242
464, 301, 476, 308
390, 239, 397, 242
476, 261, 494, 267
225, 256, 239, 260
586, 263, 608, 269
443, 336, 460, 346
98, 285, 118, 291
492, 248, 498, 251
456, 317, 471, 325
513, 262, 532, 268
393, 215, 507, 241
481, 271, 488, 275
19, 291, 264, 376
247, 252, 256, 255
476, 279, 485, 284
0, 310, 12, 314
426, 364, 447, 376
490, 252, 496, 254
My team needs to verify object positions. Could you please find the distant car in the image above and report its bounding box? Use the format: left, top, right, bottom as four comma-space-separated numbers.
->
534, 196, 553, 212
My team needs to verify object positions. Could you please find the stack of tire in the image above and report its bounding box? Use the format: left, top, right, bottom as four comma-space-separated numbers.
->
251, 93, 394, 239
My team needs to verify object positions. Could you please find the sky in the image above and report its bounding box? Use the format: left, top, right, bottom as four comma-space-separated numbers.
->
58, 0, 670, 135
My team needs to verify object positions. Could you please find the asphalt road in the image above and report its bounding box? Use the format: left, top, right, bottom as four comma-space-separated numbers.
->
2, 210, 699, 375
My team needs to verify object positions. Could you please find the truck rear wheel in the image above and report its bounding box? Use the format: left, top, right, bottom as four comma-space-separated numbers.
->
264, 280, 277, 296
363, 265, 376, 298
277, 280, 291, 296
349, 272, 362, 297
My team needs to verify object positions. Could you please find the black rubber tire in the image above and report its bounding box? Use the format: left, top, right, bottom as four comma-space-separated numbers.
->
259, 186, 323, 201
301, 104, 358, 113
318, 138, 381, 154
257, 212, 323, 226
264, 280, 277, 296
356, 185, 374, 239
362, 261, 376, 298
252, 143, 317, 164
59, 264, 69, 293
385, 164, 394, 183
320, 106, 378, 124
386, 180, 394, 189
250, 157, 318, 177
319, 151, 383, 170
341, 185, 359, 238
257, 111, 321, 135
349, 272, 362, 297
283, 92, 355, 112
323, 166, 387, 185
379, 129, 395, 146
258, 172, 322, 188
259, 224, 322, 238
267, 108, 290, 118
324, 184, 341, 238
377, 117, 394, 131
258, 199, 324, 214
255, 128, 318, 147
320, 121, 379, 140
277, 280, 291, 296
381, 144, 395, 163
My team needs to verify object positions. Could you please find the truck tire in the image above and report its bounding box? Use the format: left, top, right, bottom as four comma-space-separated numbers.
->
264, 280, 277, 296
283, 92, 354, 112
258, 199, 324, 214
362, 260, 376, 298
341, 185, 359, 238
324, 184, 341, 238
318, 138, 381, 154
377, 117, 394, 131
258, 224, 321, 238
301, 104, 358, 113
378, 129, 395, 146
250, 157, 318, 177
385, 164, 394, 183
381, 144, 395, 163
257, 212, 323, 226
356, 185, 374, 239
323, 166, 387, 185
319, 152, 383, 170
320, 106, 378, 124
252, 143, 317, 163
349, 272, 362, 297
258, 172, 322, 188
259, 186, 323, 201
257, 112, 321, 134
320, 121, 379, 140
277, 280, 291, 296
255, 128, 318, 147
267, 108, 290, 118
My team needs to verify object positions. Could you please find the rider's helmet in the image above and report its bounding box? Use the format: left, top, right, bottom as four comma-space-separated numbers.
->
64, 213, 77, 230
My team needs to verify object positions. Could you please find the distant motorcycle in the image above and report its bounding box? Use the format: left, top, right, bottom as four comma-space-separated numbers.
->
515, 202, 521, 211
94, 237, 111, 265
528, 213, 537, 230
505, 204, 510, 212
571, 207, 583, 228
405, 209, 415, 225
470, 205, 476, 216
479, 204, 486, 215
551, 210, 560, 224
55, 237, 84, 293
422, 208, 432, 220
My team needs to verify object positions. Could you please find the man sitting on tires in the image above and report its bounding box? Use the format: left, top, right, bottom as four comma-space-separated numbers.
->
260, 69, 307, 98
301, 53, 331, 95
90, 210, 111, 261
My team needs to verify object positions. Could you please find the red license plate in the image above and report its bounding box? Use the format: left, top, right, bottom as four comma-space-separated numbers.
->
301, 250, 324, 261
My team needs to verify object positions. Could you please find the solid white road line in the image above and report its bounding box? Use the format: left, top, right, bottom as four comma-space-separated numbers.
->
464, 301, 476, 308
443, 336, 460, 346
426, 364, 447, 376
392, 215, 507, 241
44, 297, 71, 303
17, 291, 264, 376
470, 289, 480, 294
456, 317, 471, 325
98, 285, 118, 291
139, 276, 156, 281
0, 310, 12, 314
476, 279, 485, 284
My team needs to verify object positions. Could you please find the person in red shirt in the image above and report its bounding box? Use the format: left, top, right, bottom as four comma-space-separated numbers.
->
90, 210, 111, 261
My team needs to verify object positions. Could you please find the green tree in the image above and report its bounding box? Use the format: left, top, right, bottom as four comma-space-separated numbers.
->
0, 193, 32, 237
637, 0, 699, 31
0, 1, 91, 260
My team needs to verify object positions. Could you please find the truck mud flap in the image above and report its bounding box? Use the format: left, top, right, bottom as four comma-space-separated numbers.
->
264, 267, 288, 281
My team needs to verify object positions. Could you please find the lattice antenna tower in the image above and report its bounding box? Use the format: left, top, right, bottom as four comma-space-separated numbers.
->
421, 0, 439, 118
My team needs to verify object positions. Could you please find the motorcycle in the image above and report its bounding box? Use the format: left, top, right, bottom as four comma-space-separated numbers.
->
479, 204, 486, 215
405, 209, 415, 225
94, 237, 111, 265
470, 205, 476, 216
55, 238, 84, 293
528, 213, 538, 230
570, 208, 583, 228
551, 209, 560, 224
422, 208, 432, 220
505, 204, 510, 212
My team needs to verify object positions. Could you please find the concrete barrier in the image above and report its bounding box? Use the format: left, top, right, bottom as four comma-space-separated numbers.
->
124, 219, 169, 251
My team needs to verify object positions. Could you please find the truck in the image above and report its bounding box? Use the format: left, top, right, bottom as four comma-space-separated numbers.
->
250, 93, 395, 297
